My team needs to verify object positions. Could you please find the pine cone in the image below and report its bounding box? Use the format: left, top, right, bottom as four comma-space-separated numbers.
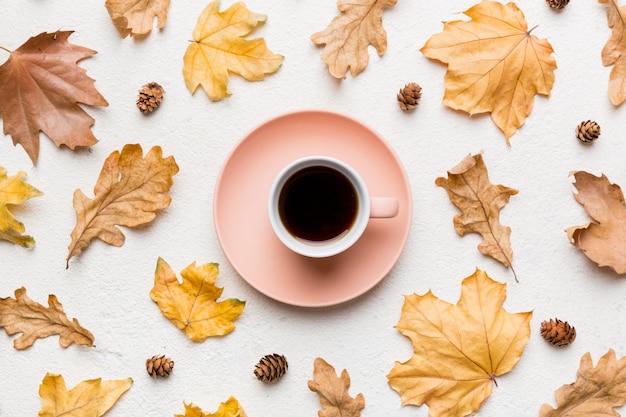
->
576, 120, 601, 143
137, 82, 165, 114
254, 354, 288, 382
540, 318, 576, 346
146, 354, 174, 378
546, 0, 569, 9
397, 82, 422, 111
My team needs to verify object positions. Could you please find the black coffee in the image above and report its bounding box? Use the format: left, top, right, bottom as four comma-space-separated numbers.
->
278, 166, 358, 242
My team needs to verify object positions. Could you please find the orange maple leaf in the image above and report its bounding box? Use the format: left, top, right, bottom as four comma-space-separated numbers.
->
0, 31, 108, 164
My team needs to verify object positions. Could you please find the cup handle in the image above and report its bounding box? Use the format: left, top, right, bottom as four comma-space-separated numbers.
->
370, 197, 399, 218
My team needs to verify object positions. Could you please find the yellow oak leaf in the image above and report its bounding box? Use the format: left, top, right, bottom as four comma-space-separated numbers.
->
0, 166, 42, 248
0, 287, 94, 350
436, 153, 518, 281
308, 357, 365, 417
38, 373, 131, 417
388, 269, 532, 417
150, 258, 245, 342
105, 0, 170, 38
175, 397, 247, 417
66, 144, 179, 268
566, 171, 626, 274
183, 1, 283, 101
599, 0, 626, 105
310, 0, 396, 79
421, 0, 556, 142
540, 349, 626, 417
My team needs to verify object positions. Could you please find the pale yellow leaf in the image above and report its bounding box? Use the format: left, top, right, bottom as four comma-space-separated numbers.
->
105, 0, 170, 38
0, 166, 42, 247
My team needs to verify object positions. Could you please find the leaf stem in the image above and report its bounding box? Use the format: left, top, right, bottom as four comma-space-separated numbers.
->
527, 24, 539, 35
510, 263, 519, 283
0, 45, 10, 53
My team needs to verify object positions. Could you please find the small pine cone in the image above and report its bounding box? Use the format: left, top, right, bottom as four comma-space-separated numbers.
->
146, 354, 174, 378
546, 0, 569, 9
576, 120, 601, 143
137, 82, 165, 114
540, 318, 576, 346
397, 82, 422, 111
254, 354, 288, 383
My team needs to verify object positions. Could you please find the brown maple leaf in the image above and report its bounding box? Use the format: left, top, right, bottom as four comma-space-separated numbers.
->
0, 287, 94, 350
566, 171, 626, 274
421, 0, 556, 142
0, 31, 108, 165
308, 357, 365, 417
66, 144, 179, 267
599, 0, 626, 106
436, 153, 519, 281
105, 0, 171, 38
540, 349, 626, 417
310, 0, 396, 79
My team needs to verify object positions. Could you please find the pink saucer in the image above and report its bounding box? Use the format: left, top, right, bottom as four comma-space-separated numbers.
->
214, 110, 412, 307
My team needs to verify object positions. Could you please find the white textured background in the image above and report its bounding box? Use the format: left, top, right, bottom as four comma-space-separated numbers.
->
0, 1, 624, 416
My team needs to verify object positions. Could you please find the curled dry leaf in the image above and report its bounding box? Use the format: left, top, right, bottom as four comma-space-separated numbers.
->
421, 0, 556, 142
308, 357, 365, 417
436, 153, 518, 281
183, 0, 283, 101
310, 0, 396, 79
599, 0, 626, 105
566, 171, 626, 274
388, 269, 532, 417
175, 396, 247, 417
105, 0, 170, 38
66, 144, 178, 267
39, 373, 132, 417
0, 31, 108, 165
150, 258, 245, 342
540, 349, 626, 417
0, 287, 94, 350
0, 166, 43, 248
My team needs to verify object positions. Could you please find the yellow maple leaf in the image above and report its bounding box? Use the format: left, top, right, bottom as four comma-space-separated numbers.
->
387, 269, 532, 417
599, 0, 626, 106
175, 397, 247, 417
105, 0, 170, 38
0, 166, 43, 248
150, 258, 245, 342
421, 0, 556, 143
310, 0, 396, 79
38, 373, 132, 417
182, 0, 283, 101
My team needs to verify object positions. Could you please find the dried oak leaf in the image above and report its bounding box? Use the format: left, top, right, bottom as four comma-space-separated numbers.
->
175, 397, 247, 417
600, 0, 626, 106
0, 31, 108, 165
566, 171, 626, 274
183, 0, 284, 101
0, 287, 94, 350
308, 357, 365, 417
388, 269, 532, 417
540, 349, 626, 417
150, 258, 245, 342
421, 0, 556, 142
39, 373, 132, 417
310, 0, 396, 79
436, 153, 518, 281
105, 0, 170, 38
0, 166, 43, 248
66, 144, 178, 267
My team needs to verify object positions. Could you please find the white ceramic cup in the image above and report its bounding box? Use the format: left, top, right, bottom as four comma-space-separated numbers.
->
268, 156, 399, 257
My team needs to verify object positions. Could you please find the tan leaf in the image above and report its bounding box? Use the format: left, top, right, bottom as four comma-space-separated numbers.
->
566, 171, 626, 274
0, 166, 43, 248
150, 258, 245, 342
310, 0, 396, 79
105, 0, 170, 38
66, 144, 178, 267
0, 287, 94, 350
183, 1, 283, 101
599, 0, 626, 105
388, 269, 532, 417
307, 357, 365, 417
38, 373, 131, 417
175, 397, 247, 417
421, 0, 556, 142
435, 153, 518, 280
540, 349, 626, 417
0, 31, 108, 165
